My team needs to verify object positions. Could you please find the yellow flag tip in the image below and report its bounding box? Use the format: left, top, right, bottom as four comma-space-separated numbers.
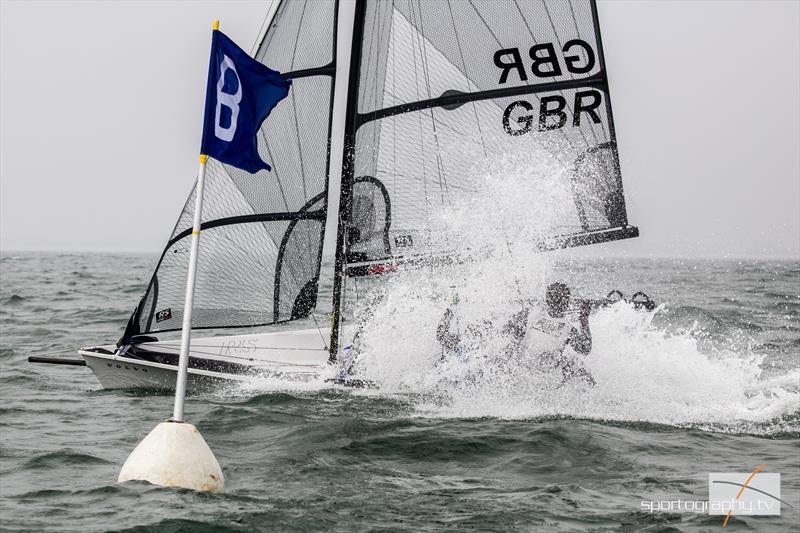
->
213, 20, 219, 30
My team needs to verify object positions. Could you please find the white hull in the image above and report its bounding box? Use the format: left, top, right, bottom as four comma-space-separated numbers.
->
79, 327, 338, 391
80, 351, 239, 390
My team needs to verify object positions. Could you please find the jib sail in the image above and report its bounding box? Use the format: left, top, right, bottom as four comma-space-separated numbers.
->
329, 0, 638, 354
122, 0, 339, 341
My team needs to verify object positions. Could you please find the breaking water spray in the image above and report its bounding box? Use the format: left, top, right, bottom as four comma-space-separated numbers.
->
343, 136, 800, 432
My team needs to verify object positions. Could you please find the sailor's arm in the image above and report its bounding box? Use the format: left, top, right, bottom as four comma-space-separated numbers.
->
568, 301, 592, 355
503, 306, 529, 341
436, 308, 460, 351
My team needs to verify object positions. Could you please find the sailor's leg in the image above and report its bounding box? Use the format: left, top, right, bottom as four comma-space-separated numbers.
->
558, 357, 595, 386
573, 366, 596, 386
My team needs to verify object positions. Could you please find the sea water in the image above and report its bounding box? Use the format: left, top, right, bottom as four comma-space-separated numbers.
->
1, 252, 798, 532
2, 140, 799, 532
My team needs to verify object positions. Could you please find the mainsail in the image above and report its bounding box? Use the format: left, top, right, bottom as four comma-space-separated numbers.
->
118, 0, 638, 364
329, 0, 638, 354
122, 0, 339, 341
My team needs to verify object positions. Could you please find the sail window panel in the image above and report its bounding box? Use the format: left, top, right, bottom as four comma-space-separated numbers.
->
256, 0, 336, 72
135, 217, 324, 334
349, 89, 623, 265
275, 215, 326, 322
358, 0, 602, 115
153, 222, 283, 332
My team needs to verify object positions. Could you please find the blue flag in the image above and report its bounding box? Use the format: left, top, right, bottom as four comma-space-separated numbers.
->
200, 30, 291, 173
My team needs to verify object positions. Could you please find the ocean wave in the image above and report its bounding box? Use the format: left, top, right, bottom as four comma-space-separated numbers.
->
3, 294, 27, 305
21, 451, 111, 470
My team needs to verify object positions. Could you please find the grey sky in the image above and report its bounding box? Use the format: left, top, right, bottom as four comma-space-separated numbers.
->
1, 0, 798, 259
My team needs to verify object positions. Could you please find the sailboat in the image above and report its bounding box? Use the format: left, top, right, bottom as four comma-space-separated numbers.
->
34, 0, 640, 390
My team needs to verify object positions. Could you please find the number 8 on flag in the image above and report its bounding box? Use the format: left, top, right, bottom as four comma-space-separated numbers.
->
200, 28, 291, 173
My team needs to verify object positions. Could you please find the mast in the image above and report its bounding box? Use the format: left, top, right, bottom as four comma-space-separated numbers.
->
329, 0, 367, 362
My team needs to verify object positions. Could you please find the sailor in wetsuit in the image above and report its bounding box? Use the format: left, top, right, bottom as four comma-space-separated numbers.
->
505, 282, 595, 385
435, 299, 493, 385
436, 307, 493, 364
436, 282, 595, 385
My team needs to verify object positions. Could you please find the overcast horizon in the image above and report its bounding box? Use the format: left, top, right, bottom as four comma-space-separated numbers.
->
1, 0, 799, 260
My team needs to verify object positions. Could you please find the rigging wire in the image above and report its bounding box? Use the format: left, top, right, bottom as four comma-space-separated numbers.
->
507, 0, 583, 152
446, 0, 488, 158
539, 0, 599, 146
391, 0, 398, 221
250, 0, 277, 56
263, 133, 292, 211
411, 0, 450, 204
567, 0, 602, 146
308, 309, 330, 350
406, 0, 430, 219
288, 0, 313, 256
370, 0, 388, 223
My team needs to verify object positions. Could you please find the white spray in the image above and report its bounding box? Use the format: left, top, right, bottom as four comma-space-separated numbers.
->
349, 135, 800, 430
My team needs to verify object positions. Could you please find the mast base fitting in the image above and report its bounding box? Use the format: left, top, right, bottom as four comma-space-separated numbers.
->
118, 421, 224, 493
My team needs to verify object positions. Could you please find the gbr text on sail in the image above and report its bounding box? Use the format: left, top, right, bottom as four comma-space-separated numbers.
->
495, 39, 604, 136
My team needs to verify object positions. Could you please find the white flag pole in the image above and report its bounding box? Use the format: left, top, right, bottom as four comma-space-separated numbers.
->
118, 20, 224, 493
172, 152, 208, 422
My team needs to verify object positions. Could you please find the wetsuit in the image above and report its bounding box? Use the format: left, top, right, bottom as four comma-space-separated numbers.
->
436, 309, 461, 357
436, 308, 493, 363
503, 303, 595, 385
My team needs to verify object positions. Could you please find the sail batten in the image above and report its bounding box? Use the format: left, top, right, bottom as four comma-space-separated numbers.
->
357, 74, 608, 125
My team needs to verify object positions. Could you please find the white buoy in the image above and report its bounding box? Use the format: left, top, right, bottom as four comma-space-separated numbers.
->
119, 30, 224, 491
119, 148, 223, 492
118, 421, 224, 492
